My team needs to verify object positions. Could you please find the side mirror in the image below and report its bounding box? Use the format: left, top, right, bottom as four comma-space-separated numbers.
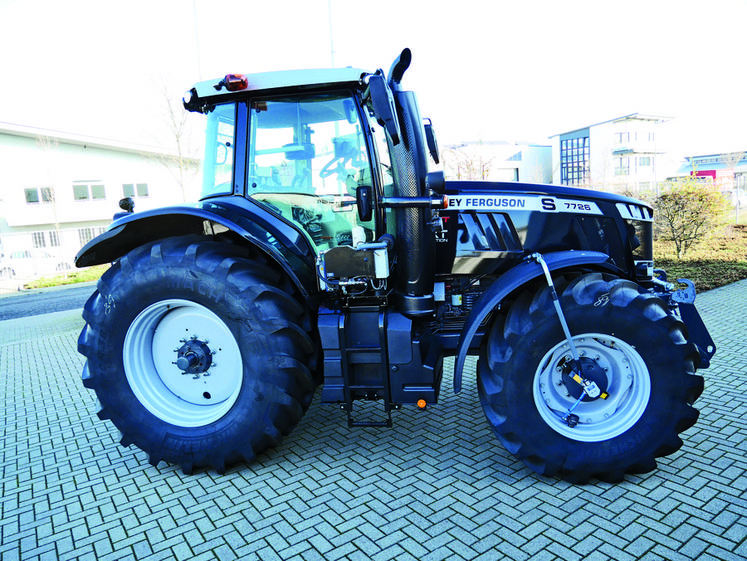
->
367, 73, 401, 146
426, 171, 445, 194
423, 118, 440, 164
343, 98, 357, 125
356, 185, 373, 222
216, 143, 228, 165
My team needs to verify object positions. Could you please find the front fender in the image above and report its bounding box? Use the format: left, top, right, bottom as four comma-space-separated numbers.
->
453, 250, 612, 393
75, 198, 317, 297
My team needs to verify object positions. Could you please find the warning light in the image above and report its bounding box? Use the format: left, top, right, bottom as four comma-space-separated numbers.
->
214, 74, 249, 92
417, 399, 427, 409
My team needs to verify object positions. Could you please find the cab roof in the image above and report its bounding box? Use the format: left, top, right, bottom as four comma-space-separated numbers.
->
184, 67, 369, 113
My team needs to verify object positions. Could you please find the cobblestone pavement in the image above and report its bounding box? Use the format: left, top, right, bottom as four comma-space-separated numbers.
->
2, 280, 746, 561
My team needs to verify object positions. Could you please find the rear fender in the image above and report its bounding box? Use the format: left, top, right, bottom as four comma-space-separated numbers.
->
452, 250, 612, 393
74, 200, 317, 298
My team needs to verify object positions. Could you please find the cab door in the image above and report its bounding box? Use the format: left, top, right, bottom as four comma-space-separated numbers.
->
245, 93, 376, 252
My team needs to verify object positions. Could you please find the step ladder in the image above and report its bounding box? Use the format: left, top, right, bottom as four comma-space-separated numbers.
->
338, 306, 393, 428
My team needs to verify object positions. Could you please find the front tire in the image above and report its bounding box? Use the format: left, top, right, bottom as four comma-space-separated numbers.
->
478, 272, 703, 483
78, 236, 316, 474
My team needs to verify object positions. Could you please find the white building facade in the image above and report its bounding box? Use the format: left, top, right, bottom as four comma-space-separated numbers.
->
0, 122, 200, 279
551, 113, 672, 194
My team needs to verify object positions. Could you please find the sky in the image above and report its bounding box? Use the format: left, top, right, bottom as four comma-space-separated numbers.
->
1, 0, 746, 160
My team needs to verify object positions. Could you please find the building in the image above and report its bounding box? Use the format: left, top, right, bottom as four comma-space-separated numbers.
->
673, 152, 747, 221
551, 113, 672, 193
676, 151, 747, 200
441, 141, 552, 184
0, 122, 200, 280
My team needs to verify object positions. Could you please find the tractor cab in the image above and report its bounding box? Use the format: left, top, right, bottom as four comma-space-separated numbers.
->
200, 92, 381, 253
186, 55, 441, 314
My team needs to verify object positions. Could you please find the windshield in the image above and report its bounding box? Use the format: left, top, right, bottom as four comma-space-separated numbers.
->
201, 103, 236, 198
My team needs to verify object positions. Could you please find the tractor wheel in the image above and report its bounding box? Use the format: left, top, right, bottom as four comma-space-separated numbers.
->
78, 236, 316, 474
477, 272, 703, 483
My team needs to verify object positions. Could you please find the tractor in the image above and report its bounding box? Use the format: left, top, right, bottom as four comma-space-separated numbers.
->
76, 49, 715, 483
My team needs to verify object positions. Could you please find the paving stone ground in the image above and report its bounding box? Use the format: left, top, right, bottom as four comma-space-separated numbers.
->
2, 280, 746, 561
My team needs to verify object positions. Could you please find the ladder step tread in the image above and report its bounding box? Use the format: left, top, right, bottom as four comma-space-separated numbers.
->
348, 420, 392, 428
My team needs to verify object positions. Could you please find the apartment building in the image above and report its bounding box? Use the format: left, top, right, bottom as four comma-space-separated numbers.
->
551, 113, 672, 193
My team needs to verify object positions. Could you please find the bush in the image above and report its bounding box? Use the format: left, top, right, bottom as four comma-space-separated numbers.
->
654, 177, 729, 259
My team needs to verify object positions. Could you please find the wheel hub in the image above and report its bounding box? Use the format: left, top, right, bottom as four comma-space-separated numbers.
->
534, 334, 651, 442
174, 337, 214, 377
123, 299, 243, 427
561, 357, 609, 401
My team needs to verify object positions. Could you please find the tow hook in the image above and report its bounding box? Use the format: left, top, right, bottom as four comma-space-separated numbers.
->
653, 276, 697, 304
671, 278, 697, 304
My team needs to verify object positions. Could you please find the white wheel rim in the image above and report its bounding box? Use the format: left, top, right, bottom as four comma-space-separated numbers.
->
533, 333, 651, 442
124, 299, 243, 427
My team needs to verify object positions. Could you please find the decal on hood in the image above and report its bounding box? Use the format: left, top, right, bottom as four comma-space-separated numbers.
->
446, 194, 602, 215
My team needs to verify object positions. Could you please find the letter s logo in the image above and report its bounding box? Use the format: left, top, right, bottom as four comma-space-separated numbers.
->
541, 198, 556, 211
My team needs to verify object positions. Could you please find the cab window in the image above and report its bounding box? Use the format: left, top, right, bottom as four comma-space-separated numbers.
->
201, 103, 236, 198
247, 93, 374, 250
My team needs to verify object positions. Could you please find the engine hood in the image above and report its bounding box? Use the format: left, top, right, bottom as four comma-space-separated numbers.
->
444, 180, 650, 209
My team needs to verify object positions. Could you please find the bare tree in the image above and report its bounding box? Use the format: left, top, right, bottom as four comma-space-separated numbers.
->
152, 80, 201, 202
441, 144, 494, 180
35, 135, 67, 263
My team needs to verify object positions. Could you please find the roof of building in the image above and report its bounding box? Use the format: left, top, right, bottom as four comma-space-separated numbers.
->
677, 151, 747, 173
0, 121, 189, 159
550, 112, 673, 138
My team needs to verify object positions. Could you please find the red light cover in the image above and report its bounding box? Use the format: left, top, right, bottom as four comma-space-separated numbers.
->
224, 74, 249, 92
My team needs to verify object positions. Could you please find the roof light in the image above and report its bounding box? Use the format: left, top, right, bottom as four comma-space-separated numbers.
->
213, 74, 249, 92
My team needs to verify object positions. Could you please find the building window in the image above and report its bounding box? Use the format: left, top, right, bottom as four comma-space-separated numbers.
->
24, 187, 54, 204
73, 182, 106, 201
615, 157, 630, 176
78, 226, 105, 246
123, 183, 149, 198
614, 132, 630, 144
31, 231, 61, 248
32, 232, 46, 248
560, 136, 590, 185
639, 156, 651, 167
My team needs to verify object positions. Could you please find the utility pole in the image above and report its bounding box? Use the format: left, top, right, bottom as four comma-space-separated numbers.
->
328, 0, 335, 67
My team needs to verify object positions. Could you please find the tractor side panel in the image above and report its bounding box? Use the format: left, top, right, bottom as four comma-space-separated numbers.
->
437, 189, 630, 277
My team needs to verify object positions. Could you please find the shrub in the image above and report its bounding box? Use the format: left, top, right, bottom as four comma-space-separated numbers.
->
654, 177, 729, 259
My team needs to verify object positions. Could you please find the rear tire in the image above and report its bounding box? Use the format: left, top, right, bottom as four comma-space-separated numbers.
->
78, 236, 316, 473
478, 272, 703, 483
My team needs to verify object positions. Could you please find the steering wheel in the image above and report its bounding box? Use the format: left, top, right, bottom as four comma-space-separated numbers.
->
320, 155, 350, 179
320, 139, 364, 181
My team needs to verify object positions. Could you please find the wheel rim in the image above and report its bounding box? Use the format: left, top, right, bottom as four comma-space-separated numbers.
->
124, 299, 243, 427
533, 333, 651, 442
